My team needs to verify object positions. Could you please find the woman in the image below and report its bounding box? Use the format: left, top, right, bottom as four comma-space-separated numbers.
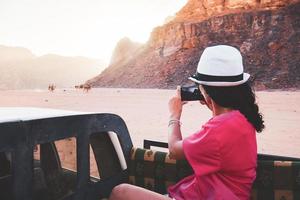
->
109, 45, 264, 200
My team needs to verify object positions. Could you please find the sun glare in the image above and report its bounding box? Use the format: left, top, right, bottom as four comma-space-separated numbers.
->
0, 0, 187, 62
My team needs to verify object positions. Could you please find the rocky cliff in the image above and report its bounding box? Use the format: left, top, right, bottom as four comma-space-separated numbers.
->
88, 1, 300, 89
173, 0, 299, 22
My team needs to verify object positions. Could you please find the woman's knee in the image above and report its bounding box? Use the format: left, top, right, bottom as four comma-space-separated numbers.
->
110, 183, 132, 199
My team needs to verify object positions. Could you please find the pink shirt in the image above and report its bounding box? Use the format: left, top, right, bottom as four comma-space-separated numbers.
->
168, 110, 257, 200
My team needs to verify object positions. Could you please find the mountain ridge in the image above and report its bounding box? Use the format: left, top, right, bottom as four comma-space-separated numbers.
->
0, 45, 105, 89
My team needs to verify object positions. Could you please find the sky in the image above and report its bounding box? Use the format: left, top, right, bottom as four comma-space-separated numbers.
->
0, 0, 187, 63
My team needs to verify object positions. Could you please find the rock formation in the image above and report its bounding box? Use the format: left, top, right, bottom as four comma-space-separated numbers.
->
173, 0, 299, 22
88, 0, 300, 89
109, 37, 143, 66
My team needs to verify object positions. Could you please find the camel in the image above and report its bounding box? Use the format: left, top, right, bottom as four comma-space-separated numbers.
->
48, 84, 56, 92
83, 84, 91, 92
74, 84, 91, 92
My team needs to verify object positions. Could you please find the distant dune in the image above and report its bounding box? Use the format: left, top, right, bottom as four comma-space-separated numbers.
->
0, 45, 106, 89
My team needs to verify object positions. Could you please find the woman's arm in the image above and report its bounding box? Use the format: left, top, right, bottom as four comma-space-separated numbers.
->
168, 87, 186, 160
168, 122, 185, 159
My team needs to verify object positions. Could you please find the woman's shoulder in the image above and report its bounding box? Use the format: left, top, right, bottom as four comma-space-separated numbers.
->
204, 110, 252, 131
200, 110, 255, 149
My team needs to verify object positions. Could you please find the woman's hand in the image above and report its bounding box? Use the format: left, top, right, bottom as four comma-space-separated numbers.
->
168, 86, 187, 119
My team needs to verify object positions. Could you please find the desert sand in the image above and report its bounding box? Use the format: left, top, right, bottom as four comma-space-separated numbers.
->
1, 88, 299, 159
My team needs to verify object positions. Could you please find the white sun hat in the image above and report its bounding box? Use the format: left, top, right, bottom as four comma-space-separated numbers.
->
189, 45, 250, 86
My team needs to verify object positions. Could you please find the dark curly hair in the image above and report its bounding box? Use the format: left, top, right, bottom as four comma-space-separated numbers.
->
202, 83, 265, 132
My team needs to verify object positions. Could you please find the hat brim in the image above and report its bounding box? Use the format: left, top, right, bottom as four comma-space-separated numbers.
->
188, 73, 250, 86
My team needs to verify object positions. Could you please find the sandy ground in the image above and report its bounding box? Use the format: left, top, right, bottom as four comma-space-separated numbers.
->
0, 88, 299, 158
